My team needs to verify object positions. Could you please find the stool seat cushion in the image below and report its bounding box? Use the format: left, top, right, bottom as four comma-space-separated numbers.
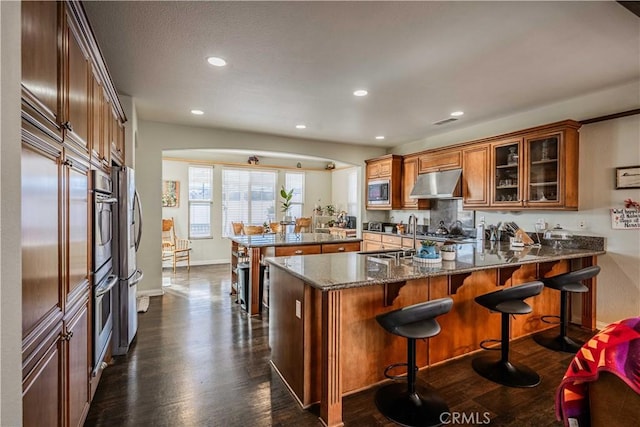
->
495, 300, 533, 315
475, 281, 543, 313
542, 266, 600, 292
376, 297, 453, 340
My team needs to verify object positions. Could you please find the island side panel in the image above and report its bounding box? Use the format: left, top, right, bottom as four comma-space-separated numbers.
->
269, 267, 306, 404
428, 269, 502, 365
321, 290, 343, 427
249, 247, 265, 315
338, 279, 430, 394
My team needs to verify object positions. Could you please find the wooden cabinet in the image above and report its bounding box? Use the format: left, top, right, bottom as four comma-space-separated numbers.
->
401, 155, 430, 210
111, 116, 125, 165
63, 9, 90, 152
488, 121, 580, 210
462, 144, 490, 208
321, 242, 361, 253
365, 154, 402, 210
65, 300, 90, 427
275, 245, 322, 257
362, 232, 404, 251
23, 323, 63, 427
21, 2, 126, 425
21, 0, 63, 138
418, 148, 461, 173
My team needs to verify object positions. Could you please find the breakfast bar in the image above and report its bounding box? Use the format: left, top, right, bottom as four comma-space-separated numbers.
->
228, 233, 362, 315
266, 242, 605, 427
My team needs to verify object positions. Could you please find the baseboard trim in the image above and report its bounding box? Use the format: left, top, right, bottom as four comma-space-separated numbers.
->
137, 289, 165, 298
191, 259, 229, 266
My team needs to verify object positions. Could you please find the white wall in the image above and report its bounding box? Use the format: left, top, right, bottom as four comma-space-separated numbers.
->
137, 121, 386, 295
391, 82, 640, 325
0, 1, 23, 424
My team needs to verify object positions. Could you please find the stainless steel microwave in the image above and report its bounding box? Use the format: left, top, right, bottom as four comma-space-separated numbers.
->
367, 179, 390, 205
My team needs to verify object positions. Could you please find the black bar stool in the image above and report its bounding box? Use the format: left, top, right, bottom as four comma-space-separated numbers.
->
534, 266, 600, 353
472, 281, 543, 388
375, 297, 453, 427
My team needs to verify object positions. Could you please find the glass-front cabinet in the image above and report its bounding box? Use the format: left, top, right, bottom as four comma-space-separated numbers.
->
492, 139, 522, 208
489, 121, 579, 210
525, 133, 561, 207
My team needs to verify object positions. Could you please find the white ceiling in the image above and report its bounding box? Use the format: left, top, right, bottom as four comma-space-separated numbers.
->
83, 1, 639, 148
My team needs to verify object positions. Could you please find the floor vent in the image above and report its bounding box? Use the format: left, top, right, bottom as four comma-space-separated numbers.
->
433, 117, 459, 126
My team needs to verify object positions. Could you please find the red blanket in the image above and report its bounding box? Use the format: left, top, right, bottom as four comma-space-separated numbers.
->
556, 317, 640, 426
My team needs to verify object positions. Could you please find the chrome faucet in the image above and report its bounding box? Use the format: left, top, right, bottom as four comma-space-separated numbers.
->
408, 214, 418, 249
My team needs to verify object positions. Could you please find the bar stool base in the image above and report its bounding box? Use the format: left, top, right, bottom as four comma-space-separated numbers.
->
533, 332, 583, 353
375, 382, 449, 427
472, 356, 540, 388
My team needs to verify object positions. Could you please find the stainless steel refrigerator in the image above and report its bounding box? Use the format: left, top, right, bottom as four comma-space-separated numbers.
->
111, 165, 143, 355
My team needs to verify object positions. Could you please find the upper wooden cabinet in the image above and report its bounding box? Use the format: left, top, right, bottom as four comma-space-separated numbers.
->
462, 144, 490, 208
63, 9, 90, 152
22, 0, 126, 167
401, 155, 430, 210
365, 155, 402, 210
488, 122, 580, 209
21, 1, 63, 139
418, 148, 461, 173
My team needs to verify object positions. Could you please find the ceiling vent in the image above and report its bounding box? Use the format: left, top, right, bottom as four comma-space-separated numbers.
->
433, 117, 459, 126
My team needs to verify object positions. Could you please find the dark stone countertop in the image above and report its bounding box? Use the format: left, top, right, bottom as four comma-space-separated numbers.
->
265, 241, 605, 291
228, 232, 362, 248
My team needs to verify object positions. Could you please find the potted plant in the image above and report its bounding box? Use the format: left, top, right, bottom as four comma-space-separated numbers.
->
325, 204, 335, 216
418, 240, 438, 259
440, 244, 456, 261
280, 186, 294, 222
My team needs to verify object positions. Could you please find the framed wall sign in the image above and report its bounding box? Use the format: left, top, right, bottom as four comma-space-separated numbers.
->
615, 165, 640, 189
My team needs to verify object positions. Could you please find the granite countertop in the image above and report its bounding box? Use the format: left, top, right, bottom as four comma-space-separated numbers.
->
228, 232, 362, 248
265, 241, 605, 291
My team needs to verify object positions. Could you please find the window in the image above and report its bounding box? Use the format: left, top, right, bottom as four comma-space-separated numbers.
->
222, 168, 277, 236
188, 165, 213, 238
285, 172, 305, 219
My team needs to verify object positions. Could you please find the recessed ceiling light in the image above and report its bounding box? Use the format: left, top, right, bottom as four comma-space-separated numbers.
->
206, 56, 227, 67
353, 89, 368, 97
375, 136, 385, 140
450, 111, 464, 117
296, 124, 306, 129
191, 109, 204, 115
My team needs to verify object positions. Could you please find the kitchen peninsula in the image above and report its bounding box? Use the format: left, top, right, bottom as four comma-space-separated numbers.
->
265, 242, 604, 427
228, 233, 362, 315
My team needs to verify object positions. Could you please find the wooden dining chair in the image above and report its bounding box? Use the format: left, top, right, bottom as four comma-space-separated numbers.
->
161, 217, 191, 273
269, 222, 281, 233
244, 225, 265, 235
231, 221, 245, 236
294, 217, 312, 233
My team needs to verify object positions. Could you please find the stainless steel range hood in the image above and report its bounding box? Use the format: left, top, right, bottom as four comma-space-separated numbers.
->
409, 169, 462, 199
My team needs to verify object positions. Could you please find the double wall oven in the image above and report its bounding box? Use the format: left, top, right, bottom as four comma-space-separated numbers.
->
92, 170, 118, 373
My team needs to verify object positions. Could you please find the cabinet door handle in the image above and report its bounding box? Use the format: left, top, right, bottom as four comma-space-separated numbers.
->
62, 331, 74, 341
294, 250, 303, 255
338, 247, 345, 252
62, 121, 74, 132
63, 159, 74, 168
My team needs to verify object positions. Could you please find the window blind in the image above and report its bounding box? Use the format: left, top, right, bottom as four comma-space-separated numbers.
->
285, 172, 305, 219
188, 165, 213, 238
222, 168, 277, 236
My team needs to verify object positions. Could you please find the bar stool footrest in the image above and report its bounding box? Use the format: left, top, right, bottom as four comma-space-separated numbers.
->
541, 314, 561, 325
383, 362, 417, 381
479, 338, 501, 351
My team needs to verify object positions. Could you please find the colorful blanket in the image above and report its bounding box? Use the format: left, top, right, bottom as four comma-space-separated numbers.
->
556, 317, 640, 426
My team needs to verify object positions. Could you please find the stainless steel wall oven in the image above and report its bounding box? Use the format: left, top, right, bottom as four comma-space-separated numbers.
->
91, 170, 117, 373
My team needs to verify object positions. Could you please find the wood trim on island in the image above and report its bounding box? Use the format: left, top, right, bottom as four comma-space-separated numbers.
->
267, 253, 600, 426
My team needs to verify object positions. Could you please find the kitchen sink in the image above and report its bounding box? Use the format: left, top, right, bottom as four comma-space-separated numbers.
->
358, 248, 416, 260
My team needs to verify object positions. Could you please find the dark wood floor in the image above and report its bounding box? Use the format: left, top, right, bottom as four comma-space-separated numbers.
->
85, 264, 592, 426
